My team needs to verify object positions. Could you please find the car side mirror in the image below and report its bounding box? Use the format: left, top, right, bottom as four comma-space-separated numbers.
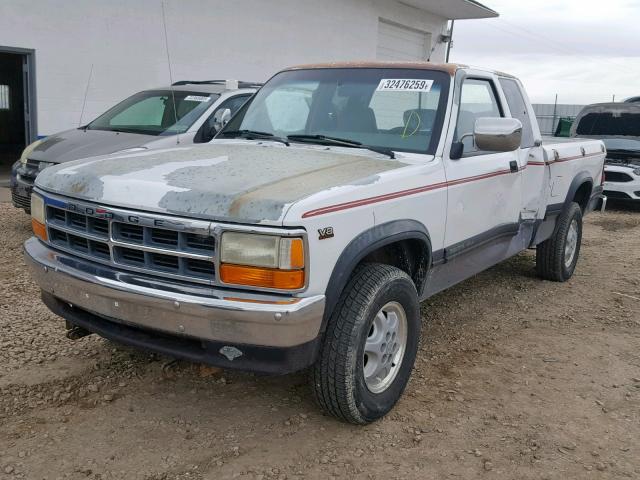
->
212, 108, 232, 134
473, 117, 522, 152
450, 141, 465, 160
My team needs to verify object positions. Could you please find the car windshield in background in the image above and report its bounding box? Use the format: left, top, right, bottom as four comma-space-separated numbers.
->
601, 137, 640, 156
576, 111, 640, 137
87, 90, 219, 136
224, 68, 450, 155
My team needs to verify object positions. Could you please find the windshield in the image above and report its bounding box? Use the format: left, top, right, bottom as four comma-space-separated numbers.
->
87, 90, 219, 136
223, 68, 450, 154
602, 137, 640, 154
575, 111, 640, 137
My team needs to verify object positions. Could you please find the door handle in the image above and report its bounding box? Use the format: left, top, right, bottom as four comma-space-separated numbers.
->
509, 160, 519, 173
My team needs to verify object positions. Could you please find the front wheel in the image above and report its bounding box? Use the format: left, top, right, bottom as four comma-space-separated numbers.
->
536, 202, 583, 282
310, 263, 420, 424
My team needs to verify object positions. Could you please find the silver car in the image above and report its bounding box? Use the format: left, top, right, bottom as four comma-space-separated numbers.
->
12, 80, 258, 211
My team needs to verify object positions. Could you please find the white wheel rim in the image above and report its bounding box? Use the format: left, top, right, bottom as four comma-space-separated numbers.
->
363, 301, 408, 394
564, 218, 579, 269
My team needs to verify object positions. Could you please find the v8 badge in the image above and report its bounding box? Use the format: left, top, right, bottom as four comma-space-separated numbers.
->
318, 227, 334, 240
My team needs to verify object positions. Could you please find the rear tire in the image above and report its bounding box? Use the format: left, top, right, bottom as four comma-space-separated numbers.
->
310, 263, 420, 424
536, 202, 583, 282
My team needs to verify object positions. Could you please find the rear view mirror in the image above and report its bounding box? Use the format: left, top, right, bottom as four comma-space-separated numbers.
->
473, 117, 522, 152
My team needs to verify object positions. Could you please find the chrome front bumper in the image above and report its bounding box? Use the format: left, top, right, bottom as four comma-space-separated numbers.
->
24, 238, 325, 349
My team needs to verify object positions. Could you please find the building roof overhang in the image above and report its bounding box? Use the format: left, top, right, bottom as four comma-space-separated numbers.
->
401, 0, 498, 19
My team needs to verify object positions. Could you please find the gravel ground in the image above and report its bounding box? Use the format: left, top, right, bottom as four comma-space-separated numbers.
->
1, 200, 639, 480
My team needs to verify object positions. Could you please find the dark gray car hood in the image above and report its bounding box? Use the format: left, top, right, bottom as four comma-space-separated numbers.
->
29, 128, 153, 163
35, 142, 403, 224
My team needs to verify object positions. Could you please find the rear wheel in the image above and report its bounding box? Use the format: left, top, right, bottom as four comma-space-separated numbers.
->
310, 263, 420, 424
536, 202, 583, 282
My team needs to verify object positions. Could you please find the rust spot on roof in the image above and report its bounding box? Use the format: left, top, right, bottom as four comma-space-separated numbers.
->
283, 61, 466, 76
494, 70, 517, 79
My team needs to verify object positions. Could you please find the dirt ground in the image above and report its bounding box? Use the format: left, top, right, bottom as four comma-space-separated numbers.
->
1, 200, 639, 480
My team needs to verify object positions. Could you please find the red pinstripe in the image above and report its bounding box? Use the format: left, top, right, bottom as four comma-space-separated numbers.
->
301, 151, 602, 218
304, 168, 516, 218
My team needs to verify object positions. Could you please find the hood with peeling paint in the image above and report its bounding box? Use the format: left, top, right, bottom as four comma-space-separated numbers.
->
34, 142, 405, 224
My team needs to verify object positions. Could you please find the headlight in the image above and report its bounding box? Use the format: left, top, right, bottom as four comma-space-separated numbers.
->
220, 232, 305, 290
31, 194, 47, 241
633, 167, 640, 176
38, 161, 55, 171
19, 139, 44, 165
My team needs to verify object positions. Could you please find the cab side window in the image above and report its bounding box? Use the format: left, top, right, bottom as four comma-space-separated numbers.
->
196, 94, 251, 143
498, 78, 534, 148
454, 79, 503, 154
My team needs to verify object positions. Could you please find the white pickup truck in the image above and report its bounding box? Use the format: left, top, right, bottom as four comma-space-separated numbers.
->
25, 62, 606, 424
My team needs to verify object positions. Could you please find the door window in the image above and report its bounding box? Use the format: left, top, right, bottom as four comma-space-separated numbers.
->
196, 94, 252, 143
499, 78, 534, 148
455, 79, 503, 154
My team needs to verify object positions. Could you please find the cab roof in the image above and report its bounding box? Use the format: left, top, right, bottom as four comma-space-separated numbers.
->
282, 61, 517, 78
147, 80, 261, 94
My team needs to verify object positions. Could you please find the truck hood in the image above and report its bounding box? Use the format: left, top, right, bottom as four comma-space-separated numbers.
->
28, 128, 154, 163
35, 142, 403, 224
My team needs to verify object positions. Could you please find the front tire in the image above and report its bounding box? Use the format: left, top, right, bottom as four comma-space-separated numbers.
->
310, 263, 420, 424
536, 202, 583, 282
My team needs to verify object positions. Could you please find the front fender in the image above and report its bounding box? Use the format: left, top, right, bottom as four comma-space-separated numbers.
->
322, 219, 432, 327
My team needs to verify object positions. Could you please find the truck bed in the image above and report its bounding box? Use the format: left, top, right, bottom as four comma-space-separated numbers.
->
540, 137, 605, 207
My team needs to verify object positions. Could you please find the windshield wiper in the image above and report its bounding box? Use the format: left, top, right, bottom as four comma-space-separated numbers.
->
220, 129, 289, 146
287, 134, 395, 159
288, 134, 362, 147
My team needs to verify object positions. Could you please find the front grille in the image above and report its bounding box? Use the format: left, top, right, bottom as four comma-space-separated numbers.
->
47, 206, 109, 238
604, 190, 632, 199
605, 171, 634, 183
49, 229, 111, 260
45, 204, 216, 284
186, 233, 215, 251
113, 223, 144, 243
11, 188, 31, 209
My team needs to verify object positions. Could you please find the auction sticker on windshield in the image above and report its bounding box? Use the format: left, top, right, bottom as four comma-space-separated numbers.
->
377, 79, 433, 92
184, 95, 211, 102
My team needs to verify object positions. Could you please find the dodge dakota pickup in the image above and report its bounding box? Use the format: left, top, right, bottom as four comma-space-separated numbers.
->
25, 62, 606, 424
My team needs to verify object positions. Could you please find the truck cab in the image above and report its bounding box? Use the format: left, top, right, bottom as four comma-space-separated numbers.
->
25, 63, 605, 424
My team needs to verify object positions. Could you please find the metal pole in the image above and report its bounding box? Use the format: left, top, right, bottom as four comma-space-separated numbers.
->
551, 93, 558, 136
446, 20, 455, 62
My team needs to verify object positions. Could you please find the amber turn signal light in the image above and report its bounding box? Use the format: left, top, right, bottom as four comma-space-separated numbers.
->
286, 238, 305, 270
32, 219, 48, 242
220, 264, 305, 290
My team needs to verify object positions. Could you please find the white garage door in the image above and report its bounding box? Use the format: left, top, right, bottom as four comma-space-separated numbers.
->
376, 19, 431, 61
